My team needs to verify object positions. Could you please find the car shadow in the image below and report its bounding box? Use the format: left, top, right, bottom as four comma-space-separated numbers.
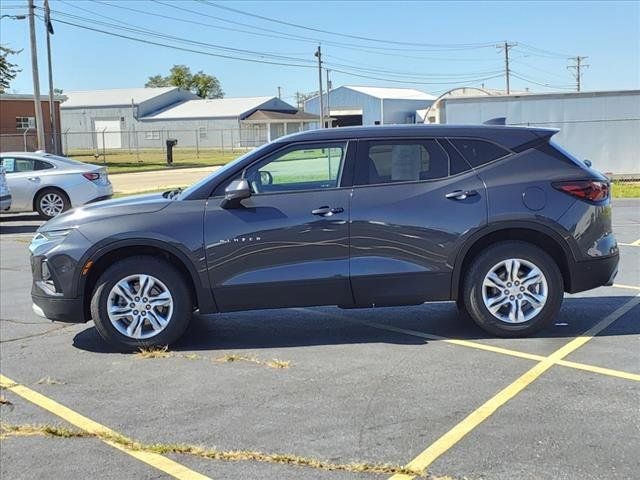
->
0, 213, 43, 235
72, 295, 639, 354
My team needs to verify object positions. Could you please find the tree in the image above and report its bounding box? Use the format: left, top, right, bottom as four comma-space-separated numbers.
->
0, 45, 21, 93
145, 65, 223, 99
192, 71, 223, 99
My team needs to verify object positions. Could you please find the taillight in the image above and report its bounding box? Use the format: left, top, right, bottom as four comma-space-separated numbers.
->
82, 172, 100, 181
552, 180, 609, 202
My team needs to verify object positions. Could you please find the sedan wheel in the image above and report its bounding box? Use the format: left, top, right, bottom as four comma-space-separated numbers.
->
35, 189, 70, 219
40, 193, 64, 216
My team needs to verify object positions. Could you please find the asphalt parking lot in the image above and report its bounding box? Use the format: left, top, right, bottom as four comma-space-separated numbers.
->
1, 200, 638, 480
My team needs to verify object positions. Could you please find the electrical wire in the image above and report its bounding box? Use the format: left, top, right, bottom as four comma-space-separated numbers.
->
200, 0, 499, 49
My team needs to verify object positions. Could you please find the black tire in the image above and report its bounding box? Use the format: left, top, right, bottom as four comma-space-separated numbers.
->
459, 241, 563, 337
35, 188, 70, 219
90, 256, 192, 351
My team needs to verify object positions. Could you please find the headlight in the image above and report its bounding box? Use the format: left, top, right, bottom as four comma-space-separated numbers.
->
30, 228, 75, 253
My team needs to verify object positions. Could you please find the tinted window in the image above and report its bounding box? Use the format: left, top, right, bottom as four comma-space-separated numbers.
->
241, 142, 346, 194
34, 160, 54, 170
440, 140, 471, 175
1, 157, 34, 173
355, 139, 448, 185
450, 139, 510, 167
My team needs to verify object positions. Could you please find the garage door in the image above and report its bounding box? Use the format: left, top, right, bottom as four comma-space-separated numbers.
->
94, 120, 122, 150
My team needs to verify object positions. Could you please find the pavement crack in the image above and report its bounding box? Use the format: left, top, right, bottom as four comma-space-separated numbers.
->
0, 324, 74, 344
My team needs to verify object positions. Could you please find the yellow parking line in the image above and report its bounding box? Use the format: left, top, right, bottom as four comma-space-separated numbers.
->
348, 318, 640, 382
388, 294, 640, 480
0, 374, 212, 480
555, 359, 640, 382
613, 283, 640, 292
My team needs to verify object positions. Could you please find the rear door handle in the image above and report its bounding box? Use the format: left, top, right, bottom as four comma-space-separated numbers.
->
445, 189, 478, 200
312, 206, 344, 216
28, 176, 40, 182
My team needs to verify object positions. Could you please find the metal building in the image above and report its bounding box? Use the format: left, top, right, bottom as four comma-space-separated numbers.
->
439, 89, 640, 176
60, 88, 319, 151
304, 85, 435, 126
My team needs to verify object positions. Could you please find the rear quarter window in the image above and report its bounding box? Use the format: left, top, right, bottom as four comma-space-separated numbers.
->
34, 160, 54, 170
450, 139, 510, 168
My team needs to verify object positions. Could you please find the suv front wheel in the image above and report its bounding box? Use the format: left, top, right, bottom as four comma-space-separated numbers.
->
460, 241, 564, 337
90, 256, 192, 351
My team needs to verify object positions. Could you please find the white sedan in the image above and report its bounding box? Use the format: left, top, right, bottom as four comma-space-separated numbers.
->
0, 151, 113, 219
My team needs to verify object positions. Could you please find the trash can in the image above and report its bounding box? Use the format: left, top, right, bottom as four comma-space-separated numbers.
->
166, 139, 178, 165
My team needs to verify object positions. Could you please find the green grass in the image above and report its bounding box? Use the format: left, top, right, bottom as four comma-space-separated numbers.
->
113, 188, 181, 199
612, 181, 640, 198
66, 148, 240, 174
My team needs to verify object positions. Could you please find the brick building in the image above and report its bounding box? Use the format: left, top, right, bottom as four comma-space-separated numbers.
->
0, 93, 65, 153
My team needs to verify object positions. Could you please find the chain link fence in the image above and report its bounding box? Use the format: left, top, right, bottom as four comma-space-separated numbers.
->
1, 127, 271, 171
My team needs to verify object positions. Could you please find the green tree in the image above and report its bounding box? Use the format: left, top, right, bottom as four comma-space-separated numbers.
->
0, 46, 21, 93
145, 65, 223, 99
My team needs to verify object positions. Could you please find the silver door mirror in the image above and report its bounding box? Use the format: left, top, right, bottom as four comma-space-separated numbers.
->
221, 179, 251, 209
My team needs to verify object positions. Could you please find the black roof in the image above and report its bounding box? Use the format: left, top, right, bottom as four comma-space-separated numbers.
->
275, 124, 558, 151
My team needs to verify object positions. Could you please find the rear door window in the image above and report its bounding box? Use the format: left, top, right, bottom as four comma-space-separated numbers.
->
450, 139, 510, 168
354, 139, 449, 185
2, 157, 35, 173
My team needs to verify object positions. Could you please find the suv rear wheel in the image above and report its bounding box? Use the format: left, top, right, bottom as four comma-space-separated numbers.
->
460, 241, 563, 337
90, 256, 192, 351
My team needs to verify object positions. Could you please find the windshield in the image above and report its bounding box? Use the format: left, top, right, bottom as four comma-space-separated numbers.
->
178, 143, 273, 199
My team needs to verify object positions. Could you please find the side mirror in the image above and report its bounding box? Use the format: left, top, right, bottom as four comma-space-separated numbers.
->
221, 179, 251, 209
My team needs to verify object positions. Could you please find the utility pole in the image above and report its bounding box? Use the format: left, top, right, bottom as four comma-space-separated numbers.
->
496, 41, 517, 95
567, 56, 589, 92
314, 45, 324, 128
277, 86, 282, 99
28, 0, 46, 151
44, 0, 58, 153
325, 69, 331, 128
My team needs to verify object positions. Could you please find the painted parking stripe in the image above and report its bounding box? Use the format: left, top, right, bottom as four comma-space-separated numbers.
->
387, 294, 640, 480
346, 318, 640, 382
613, 283, 640, 292
0, 374, 212, 480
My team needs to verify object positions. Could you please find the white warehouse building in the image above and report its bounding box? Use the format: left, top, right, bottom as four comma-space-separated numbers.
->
60, 87, 320, 151
304, 85, 436, 126
439, 89, 640, 176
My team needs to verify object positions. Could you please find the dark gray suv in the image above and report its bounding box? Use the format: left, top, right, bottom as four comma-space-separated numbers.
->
29, 125, 619, 350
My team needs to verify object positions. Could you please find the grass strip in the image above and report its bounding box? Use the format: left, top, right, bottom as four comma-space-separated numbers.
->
0, 423, 425, 477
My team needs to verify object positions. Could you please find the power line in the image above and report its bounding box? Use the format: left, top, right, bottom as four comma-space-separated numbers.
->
38, 14, 317, 69
43, 6, 316, 65
91, 0, 509, 62
510, 71, 575, 90
200, 0, 499, 49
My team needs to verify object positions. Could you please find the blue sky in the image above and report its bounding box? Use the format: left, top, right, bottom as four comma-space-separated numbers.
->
1, 0, 638, 102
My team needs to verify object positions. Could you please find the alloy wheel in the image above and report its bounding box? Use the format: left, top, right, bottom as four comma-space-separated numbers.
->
481, 258, 548, 324
40, 193, 65, 217
107, 274, 174, 339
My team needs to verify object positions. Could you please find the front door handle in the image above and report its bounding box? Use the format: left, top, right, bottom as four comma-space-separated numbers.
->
445, 189, 478, 200
312, 206, 344, 216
